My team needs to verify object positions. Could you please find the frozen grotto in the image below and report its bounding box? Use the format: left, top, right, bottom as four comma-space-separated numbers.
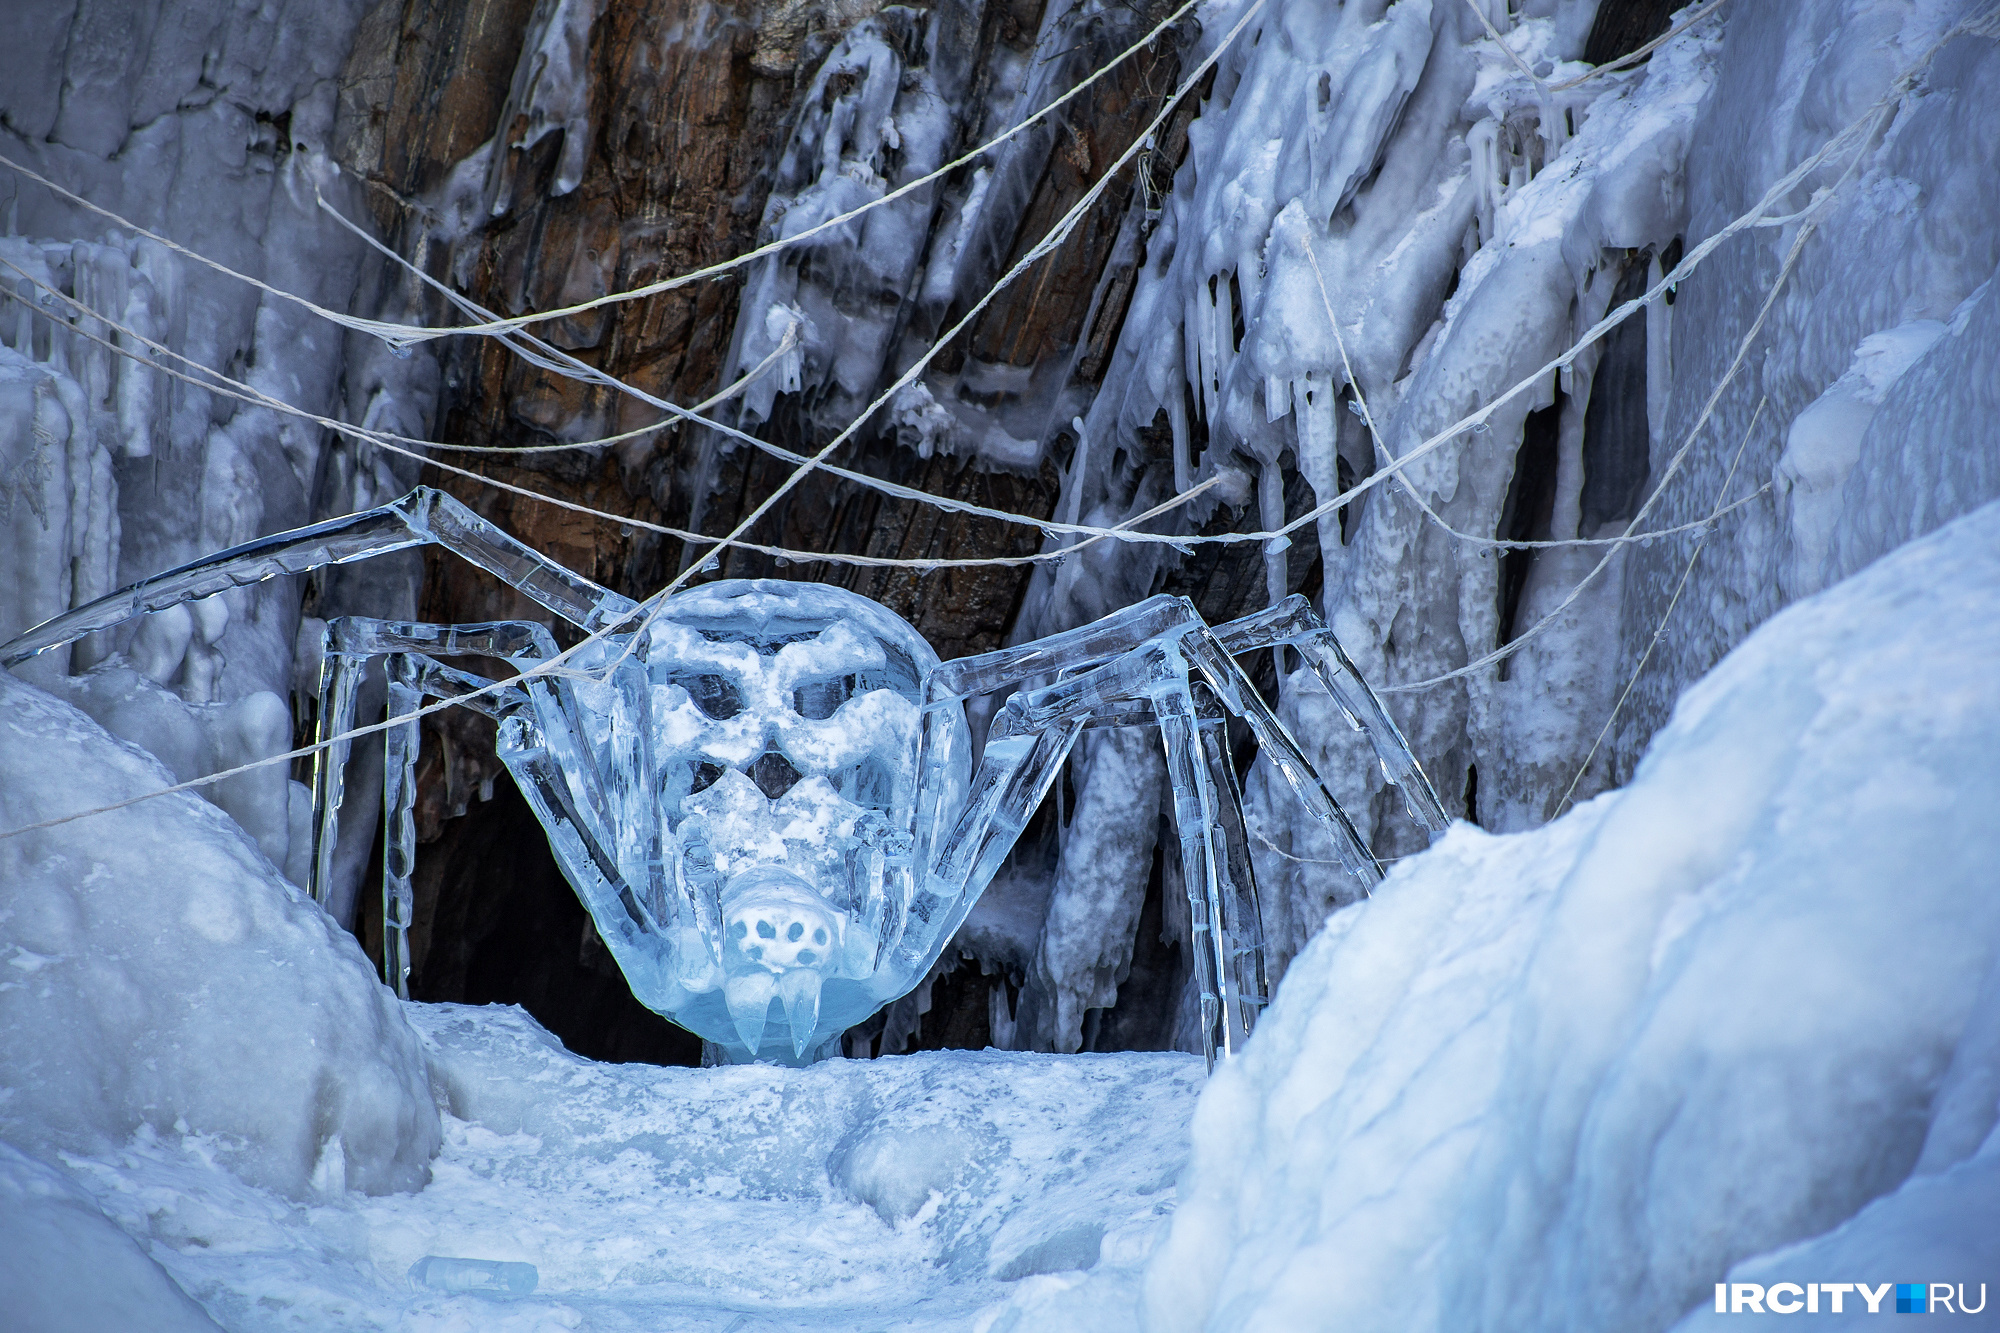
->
1, 0, 1998, 1328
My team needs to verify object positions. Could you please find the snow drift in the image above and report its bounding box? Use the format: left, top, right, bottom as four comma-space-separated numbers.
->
1145, 497, 2000, 1333
0, 1142, 223, 1333
0, 672, 440, 1198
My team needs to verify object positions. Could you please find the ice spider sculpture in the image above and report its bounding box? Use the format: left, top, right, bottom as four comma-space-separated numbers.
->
2, 488, 1448, 1067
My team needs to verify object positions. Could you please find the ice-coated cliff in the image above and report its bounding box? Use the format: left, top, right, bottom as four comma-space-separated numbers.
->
2, 0, 1996, 1041
947, 0, 2000, 1036
0, 0, 442, 929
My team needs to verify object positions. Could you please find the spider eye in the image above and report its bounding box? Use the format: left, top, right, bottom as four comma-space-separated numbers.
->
683, 674, 743, 720
787, 922, 804, 941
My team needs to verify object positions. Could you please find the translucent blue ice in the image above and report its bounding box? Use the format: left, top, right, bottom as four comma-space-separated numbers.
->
408, 1256, 539, 1297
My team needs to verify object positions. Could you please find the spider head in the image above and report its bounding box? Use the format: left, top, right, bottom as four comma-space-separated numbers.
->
623, 580, 970, 1061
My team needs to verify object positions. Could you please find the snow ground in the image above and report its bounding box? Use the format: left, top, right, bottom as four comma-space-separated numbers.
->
10, 1003, 1197, 1333
0, 647, 1195, 1332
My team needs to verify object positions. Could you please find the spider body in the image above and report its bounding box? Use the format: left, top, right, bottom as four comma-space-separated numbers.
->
2, 488, 1447, 1067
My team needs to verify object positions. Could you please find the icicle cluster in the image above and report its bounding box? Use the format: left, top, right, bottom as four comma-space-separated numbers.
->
0, 0, 439, 920
978, 0, 1713, 1029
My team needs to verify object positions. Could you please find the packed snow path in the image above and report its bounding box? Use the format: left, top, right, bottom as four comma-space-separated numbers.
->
4, 1008, 1197, 1332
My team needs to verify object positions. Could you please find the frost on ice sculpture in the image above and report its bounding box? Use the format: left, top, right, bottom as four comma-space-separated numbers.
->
1, 488, 1446, 1066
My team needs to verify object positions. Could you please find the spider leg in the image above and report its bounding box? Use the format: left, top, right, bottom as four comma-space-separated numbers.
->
381, 652, 530, 997
1215, 596, 1450, 835
1147, 668, 1254, 1067
501, 705, 673, 996
1002, 640, 1266, 1067
313, 618, 545, 993
1178, 629, 1383, 894
913, 594, 1209, 898
312, 614, 677, 1009
0, 487, 638, 668
1197, 712, 1270, 1049
928, 594, 1192, 699
905, 712, 1088, 969
308, 618, 551, 912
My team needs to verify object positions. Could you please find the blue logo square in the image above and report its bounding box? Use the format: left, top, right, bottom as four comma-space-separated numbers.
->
1897, 1283, 1928, 1313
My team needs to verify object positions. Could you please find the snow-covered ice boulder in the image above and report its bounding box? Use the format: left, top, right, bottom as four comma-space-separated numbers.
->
0, 1141, 223, 1332
1146, 498, 2000, 1333
0, 672, 440, 1198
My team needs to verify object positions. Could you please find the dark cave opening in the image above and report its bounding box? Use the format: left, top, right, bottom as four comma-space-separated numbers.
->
396, 778, 704, 1068
385, 755, 1198, 1068
1496, 393, 1566, 658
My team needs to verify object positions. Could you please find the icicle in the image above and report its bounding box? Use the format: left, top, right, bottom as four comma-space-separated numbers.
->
1265, 375, 1292, 423
1167, 381, 1193, 495
1646, 249, 1672, 453
11, 278, 30, 354
780, 969, 823, 1057
725, 972, 776, 1054
1259, 459, 1290, 611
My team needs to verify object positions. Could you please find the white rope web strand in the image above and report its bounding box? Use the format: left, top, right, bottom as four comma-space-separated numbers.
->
8, 262, 1762, 583
0, 0, 1207, 349
1548, 0, 1734, 91
1378, 212, 1822, 695
1, 260, 1227, 571
0, 0, 1275, 845
1264, 11, 1980, 552
1, 3, 1986, 842
1292, 237, 1770, 692
0, 23, 1903, 561
0, 0, 1964, 565
1462, 0, 1555, 105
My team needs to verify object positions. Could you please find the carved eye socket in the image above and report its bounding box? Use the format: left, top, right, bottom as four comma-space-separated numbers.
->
793, 675, 854, 720
690, 761, 724, 794
683, 674, 743, 720
787, 922, 804, 942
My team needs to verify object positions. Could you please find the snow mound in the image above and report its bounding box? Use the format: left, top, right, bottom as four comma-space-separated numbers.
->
0, 1141, 222, 1333
1146, 498, 2000, 1333
0, 672, 440, 1197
